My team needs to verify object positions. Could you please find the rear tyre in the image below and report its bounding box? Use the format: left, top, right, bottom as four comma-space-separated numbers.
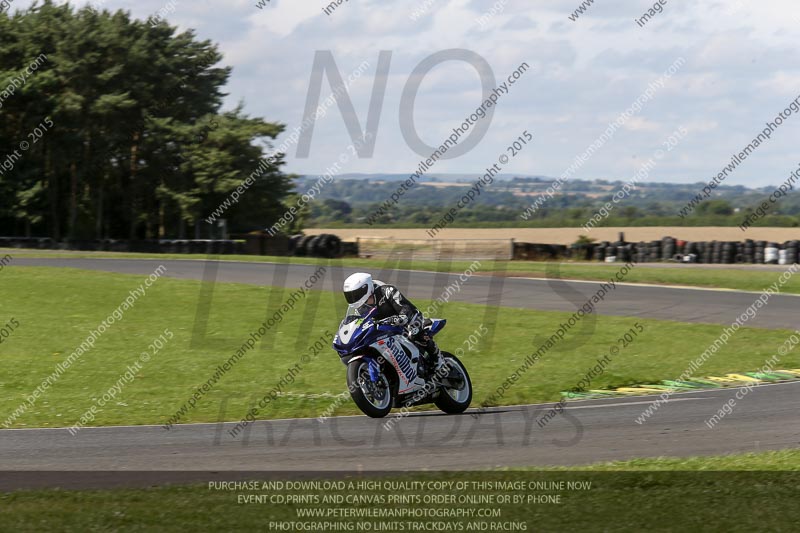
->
347, 359, 393, 418
434, 352, 472, 414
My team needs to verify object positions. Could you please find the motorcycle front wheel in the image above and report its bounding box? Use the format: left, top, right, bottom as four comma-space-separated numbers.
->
347, 359, 393, 418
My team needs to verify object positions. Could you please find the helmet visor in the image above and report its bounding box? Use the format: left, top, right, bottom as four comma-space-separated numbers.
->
344, 284, 369, 304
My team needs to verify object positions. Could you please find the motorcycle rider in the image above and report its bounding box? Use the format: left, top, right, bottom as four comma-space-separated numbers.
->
342, 272, 443, 377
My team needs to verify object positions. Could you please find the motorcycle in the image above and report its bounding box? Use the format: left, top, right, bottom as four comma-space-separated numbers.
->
332, 305, 472, 418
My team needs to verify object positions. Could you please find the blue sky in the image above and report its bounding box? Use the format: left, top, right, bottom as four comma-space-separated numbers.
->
30, 0, 800, 186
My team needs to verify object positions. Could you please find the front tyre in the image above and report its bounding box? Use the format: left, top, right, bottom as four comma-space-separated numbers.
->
434, 352, 472, 414
347, 359, 393, 418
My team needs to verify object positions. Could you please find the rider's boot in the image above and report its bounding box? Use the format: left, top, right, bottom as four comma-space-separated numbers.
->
420, 339, 443, 379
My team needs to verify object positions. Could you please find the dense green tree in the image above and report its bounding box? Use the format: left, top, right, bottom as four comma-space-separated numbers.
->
0, 1, 291, 239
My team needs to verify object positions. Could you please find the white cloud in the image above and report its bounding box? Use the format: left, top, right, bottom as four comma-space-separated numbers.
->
12, 0, 800, 185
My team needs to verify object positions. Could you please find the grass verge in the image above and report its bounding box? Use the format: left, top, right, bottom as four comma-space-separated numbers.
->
1, 267, 798, 428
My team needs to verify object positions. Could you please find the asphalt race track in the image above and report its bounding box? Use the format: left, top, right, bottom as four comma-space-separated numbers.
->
3, 258, 799, 488
1, 382, 799, 489
11, 257, 800, 329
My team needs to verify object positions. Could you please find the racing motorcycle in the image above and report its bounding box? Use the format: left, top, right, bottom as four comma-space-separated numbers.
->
332, 305, 472, 418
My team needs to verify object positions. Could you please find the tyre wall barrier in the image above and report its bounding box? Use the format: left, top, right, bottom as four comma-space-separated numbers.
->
0, 235, 350, 259
586, 237, 800, 264
2, 235, 799, 263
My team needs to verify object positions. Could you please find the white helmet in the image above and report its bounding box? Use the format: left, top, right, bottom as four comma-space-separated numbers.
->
343, 272, 374, 307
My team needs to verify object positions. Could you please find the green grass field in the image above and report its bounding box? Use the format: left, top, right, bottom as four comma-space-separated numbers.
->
2, 450, 798, 532
5, 247, 800, 294
1, 266, 798, 429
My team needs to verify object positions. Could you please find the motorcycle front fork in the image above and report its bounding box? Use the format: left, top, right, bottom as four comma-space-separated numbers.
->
367, 357, 381, 382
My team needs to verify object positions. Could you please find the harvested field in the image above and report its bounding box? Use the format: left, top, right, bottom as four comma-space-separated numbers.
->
305, 227, 800, 245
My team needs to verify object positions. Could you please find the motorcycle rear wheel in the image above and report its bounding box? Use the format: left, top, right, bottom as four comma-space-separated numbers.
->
433, 352, 472, 414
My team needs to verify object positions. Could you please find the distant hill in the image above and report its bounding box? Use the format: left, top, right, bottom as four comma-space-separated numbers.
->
294, 175, 800, 229
303, 173, 552, 183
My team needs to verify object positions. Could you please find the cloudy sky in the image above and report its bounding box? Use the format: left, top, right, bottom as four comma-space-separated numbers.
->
29, 0, 800, 186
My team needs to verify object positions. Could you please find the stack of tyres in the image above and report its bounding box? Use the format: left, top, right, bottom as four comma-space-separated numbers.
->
716, 241, 725, 263
606, 243, 617, 261
731, 242, 745, 263
676, 241, 688, 262
765, 242, 780, 264
294, 235, 315, 257
575, 243, 593, 261
296, 233, 343, 258
743, 239, 755, 263
311, 234, 342, 258
699, 241, 710, 264
289, 234, 304, 254
649, 240, 661, 262
755, 241, 766, 264
682, 241, 700, 263
307, 235, 326, 257
615, 242, 631, 263
638, 242, 649, 263
594, 242, 607, 262
786, 240, 799, 265
721, 242, 735, 264
662, 237, 675, 261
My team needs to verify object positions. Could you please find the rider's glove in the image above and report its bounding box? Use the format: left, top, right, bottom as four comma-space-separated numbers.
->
405, 315, 422, 337
390, 315, 408, 327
